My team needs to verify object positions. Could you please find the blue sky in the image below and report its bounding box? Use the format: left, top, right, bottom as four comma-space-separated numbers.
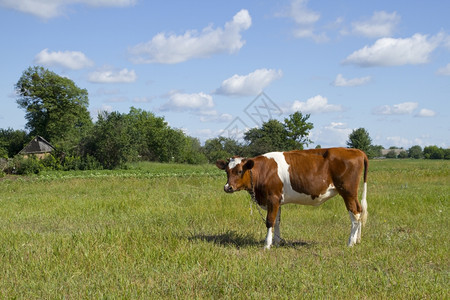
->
0, 0, 449, 149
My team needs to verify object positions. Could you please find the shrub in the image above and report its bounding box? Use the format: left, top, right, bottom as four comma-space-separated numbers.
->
40, 154, 61, 170
408, 145, 423, 159
398, 151, 408, 159
12, 155, 42, 175
423, 146, 445, 159
80, 154, 103, 170
385, 150, 397, 159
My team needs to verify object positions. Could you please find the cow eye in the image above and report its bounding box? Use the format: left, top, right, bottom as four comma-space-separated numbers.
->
238, 170, 243, 175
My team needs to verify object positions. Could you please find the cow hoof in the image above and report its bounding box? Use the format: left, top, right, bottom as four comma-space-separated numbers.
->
264, 245, 271, 250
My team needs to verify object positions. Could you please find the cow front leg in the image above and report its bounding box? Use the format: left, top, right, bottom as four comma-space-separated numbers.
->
264, 204, 280, 250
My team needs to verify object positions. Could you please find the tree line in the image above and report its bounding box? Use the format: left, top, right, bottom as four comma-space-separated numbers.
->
345, 128, 449, 159
1, 66, 448, 174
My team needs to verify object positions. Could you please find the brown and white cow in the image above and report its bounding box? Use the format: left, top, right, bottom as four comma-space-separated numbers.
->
216, 147, 368, 249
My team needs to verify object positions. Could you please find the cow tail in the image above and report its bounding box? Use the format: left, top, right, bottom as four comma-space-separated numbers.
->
361, 154, 369, 226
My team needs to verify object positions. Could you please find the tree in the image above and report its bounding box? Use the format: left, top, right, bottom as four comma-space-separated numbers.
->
203, 137, 243, 163
0, 128, 28, 158
81, 108, 206, 167
86, 111, 136, 169
398, 151, 408, 159
385, 150, 397, 159
408, 145, 423, 159
244, 119, 289, 156
368, 145, 383, 158
243, 112, 314, 157
347, 128, 372, 154
423, 146, 444, 159
125, 107, 169, 161
15, 66, 92, 152
445, 149, 450, 160
179, 136, 208, 164
283, 111, 313, 150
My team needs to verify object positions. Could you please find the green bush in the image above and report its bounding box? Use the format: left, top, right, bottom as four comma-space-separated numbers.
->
40, 154, 61, 170
60, 154, 102, 171
80, 154, 103, 170
398, 151, 408, 159
423, 146, 445, 159
0, 148, 8, 159
12, 155, 42, 175
385, 150, 397, 159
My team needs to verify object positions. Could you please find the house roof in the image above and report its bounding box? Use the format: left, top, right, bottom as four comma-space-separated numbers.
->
380, 148, 405, 156
19, 136, 55, 155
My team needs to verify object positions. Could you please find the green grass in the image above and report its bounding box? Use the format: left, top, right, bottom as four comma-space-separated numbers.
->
0, 160, 448, 298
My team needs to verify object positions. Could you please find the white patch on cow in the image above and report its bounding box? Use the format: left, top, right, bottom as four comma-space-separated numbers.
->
348, 211, 361, 247
265, 227, 273, 250
228, 157, 243, 169
263, 152, 338, 206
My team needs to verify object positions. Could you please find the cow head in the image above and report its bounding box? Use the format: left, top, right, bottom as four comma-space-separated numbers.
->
216, 157, 254, 193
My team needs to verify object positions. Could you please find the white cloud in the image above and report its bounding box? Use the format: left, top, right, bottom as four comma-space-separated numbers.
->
332, 74, 371, 87
286, 0, 320, 25
437, 63, 450, 76
128, 9, 251, 64
0, 0, 136, 19
88, 68, 137, 83
386, 136, 412, 148
352, 11, 400, 38
215, 68, 283, 96
415, 108, 436, 117
372, 102, 418, 115
34, 48, 93, 70
161, 92, 214, 111
293, 29, 329, 43
311, 122, 352, 147
286, 95, 342, 114
278, 0, 328, 42
196, 110, 233, 123
343, 33, 443, 67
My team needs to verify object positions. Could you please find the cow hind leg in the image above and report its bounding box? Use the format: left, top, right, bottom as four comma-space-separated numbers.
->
348, 211, 362, 247
356, 182, 369, 244
342, 194, 363, 247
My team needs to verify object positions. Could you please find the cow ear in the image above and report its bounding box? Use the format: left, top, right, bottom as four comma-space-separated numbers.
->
216, 160, 228, 170
243, 159, 254, 172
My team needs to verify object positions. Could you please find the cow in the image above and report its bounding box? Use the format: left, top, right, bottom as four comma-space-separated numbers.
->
216, 147, 368, 249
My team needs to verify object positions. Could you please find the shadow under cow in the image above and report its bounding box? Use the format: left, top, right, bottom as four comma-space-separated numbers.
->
189, 230, 314, 249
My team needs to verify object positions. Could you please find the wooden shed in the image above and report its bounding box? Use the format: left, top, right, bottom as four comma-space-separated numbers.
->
19, 136, 55, 159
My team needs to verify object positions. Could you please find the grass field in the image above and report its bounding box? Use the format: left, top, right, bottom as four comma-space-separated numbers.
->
0, 159, 448, 298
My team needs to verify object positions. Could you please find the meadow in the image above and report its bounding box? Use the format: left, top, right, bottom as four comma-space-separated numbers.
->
0, 159, 448, 299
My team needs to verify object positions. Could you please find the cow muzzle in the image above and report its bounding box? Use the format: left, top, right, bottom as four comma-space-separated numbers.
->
224, 183, 234, 193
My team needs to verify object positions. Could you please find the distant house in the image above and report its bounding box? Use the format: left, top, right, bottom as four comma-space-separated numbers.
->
19, 136, 55, 159
380, 148, 405, 157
